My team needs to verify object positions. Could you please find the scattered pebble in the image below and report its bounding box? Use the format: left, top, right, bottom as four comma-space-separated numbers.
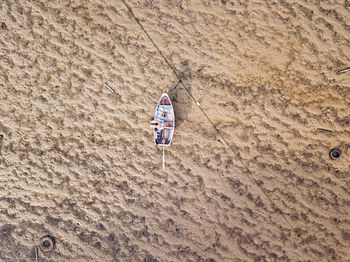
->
1, 22, 7, 30
95, 241, 102, 248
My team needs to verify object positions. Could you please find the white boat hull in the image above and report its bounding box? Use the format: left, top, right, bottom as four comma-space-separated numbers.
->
153, 93, 175, 146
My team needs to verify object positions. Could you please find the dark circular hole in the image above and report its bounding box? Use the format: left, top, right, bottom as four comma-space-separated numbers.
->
39, 236, 55, 252
43, 240, 51, 248
330, 149, 341, 160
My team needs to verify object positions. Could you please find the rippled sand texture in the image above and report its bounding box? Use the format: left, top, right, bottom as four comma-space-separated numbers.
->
1, 0, 350, 261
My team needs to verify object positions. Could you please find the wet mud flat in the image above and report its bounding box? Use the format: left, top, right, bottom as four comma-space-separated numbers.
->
0, 0, 350, 261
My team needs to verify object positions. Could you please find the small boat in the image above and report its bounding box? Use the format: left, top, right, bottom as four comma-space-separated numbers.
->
151, 93, 175, 169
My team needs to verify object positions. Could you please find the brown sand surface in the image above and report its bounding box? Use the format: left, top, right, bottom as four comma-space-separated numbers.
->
0, 0, 350, 261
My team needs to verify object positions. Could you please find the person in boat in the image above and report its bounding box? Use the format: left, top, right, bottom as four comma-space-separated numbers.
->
150, 121, 161, 128
150, 117, 163, 128
150, 108, 166, 128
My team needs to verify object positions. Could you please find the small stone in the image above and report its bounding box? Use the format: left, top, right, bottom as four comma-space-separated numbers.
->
99, 223, 106, 230
1, 22, 7, 30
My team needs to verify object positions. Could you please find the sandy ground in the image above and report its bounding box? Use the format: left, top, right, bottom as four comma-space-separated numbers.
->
0, 0, 350, 261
